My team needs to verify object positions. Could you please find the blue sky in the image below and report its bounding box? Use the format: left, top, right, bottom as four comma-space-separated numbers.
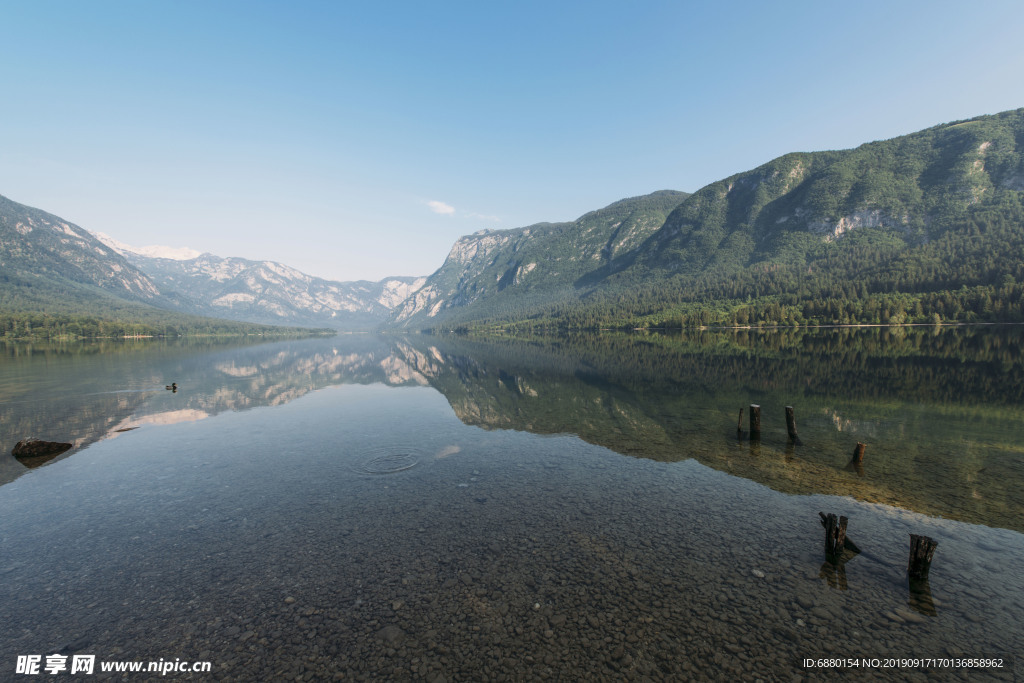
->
2, 0, 1023, 281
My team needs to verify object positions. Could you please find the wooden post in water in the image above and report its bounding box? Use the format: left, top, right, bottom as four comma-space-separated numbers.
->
785, 406, 802, 445
822, 513, 848, 562
908, 534, 938, 580
736, 408, 744, 437
845, 442, 866, 475
785, 406, 797, 439
749, 404, 761, 440
818, 512, 860, 554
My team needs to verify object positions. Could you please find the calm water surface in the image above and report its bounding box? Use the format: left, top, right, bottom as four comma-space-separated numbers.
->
0, 329, 1021, 681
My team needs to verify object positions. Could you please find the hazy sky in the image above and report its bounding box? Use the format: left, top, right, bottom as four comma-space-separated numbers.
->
2, 1, 1022, 281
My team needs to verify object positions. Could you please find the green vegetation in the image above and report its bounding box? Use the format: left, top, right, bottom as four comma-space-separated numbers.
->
471, 193, 1024, 331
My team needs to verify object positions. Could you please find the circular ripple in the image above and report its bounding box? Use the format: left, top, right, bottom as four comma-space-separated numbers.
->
354, 446, 422, 475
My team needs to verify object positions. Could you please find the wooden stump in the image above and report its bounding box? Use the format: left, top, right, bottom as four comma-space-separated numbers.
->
818, 512, 861, 554
749, 404, 761, 439
908, 534, 938, 580
822, 513, 848, 562
845, 442, 866, 475
785, 406, 801, 444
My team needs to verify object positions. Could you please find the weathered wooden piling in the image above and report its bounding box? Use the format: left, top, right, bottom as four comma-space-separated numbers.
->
822, 513, 848, 561
749, 404, 761, 439
908, 534, 938, 580
845, 442, 866, 475
736, 408, 744, 436
784, 406, 803, 445
819, 512, 860, 555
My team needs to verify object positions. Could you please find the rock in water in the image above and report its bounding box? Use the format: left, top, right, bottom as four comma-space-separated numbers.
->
376, 624, 405, 644
12, 438, 72, 466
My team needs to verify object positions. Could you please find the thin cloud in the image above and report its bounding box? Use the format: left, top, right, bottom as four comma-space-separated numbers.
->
467, 212, 501, 223
427, 200, 455, 215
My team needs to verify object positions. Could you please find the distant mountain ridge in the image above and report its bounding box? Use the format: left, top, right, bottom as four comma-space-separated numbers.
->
94, 234, 426, 330
0, 193, 422, 334
0, 195, 330, 338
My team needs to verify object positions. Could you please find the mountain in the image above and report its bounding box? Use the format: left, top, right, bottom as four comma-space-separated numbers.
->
9, 108, 1024, 337
392, 109, 1024, 331
390, 190, 689, 328
619, 109, 1024, 279
0, 195, 332, 339
94, 235, 426, 330
0, 191, 422, 334
0, 194, 163, 303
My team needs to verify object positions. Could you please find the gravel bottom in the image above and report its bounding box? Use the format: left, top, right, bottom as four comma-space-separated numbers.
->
0, 388, 1019, 682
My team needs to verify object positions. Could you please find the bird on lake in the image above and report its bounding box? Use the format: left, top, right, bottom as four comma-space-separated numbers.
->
165, 382, 178, 392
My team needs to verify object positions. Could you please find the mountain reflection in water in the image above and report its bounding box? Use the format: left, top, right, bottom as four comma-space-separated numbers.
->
3, 327, 1021, 531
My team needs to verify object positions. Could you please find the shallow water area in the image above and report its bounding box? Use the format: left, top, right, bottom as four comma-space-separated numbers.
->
0, 331, 1021, 681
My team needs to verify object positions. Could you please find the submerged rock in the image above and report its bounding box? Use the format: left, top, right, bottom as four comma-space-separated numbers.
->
376, 624, 405, 644
12, 438, 72, 467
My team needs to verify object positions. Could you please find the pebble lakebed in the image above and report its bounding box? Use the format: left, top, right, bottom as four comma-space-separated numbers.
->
1, 385, 1019, 681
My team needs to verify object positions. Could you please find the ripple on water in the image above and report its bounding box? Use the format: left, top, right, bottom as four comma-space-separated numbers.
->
353, 446, 422, 475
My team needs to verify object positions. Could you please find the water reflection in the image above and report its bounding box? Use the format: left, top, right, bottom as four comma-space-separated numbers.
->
910, 578, 938, 617
0, 335, 407, 485
400, 328, 1024, 533
2, 326, 1023, 532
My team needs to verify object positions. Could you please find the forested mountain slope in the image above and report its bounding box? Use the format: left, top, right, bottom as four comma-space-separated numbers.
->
0, 194, 163, 303
389, 190, 689, 328
401, 109, 1024, 331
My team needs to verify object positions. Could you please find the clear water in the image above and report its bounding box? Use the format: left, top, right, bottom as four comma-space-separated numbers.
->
0, 329, 1021, 681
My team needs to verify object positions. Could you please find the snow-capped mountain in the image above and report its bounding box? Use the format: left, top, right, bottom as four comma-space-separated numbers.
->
93, 233, 426, 330
92, 232, 202, 261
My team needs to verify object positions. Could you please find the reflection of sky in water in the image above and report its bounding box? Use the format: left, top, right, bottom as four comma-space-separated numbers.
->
0, 382, 1020, 679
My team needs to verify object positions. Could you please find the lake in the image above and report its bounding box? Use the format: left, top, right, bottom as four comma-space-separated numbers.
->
0, 327, 1021, 681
